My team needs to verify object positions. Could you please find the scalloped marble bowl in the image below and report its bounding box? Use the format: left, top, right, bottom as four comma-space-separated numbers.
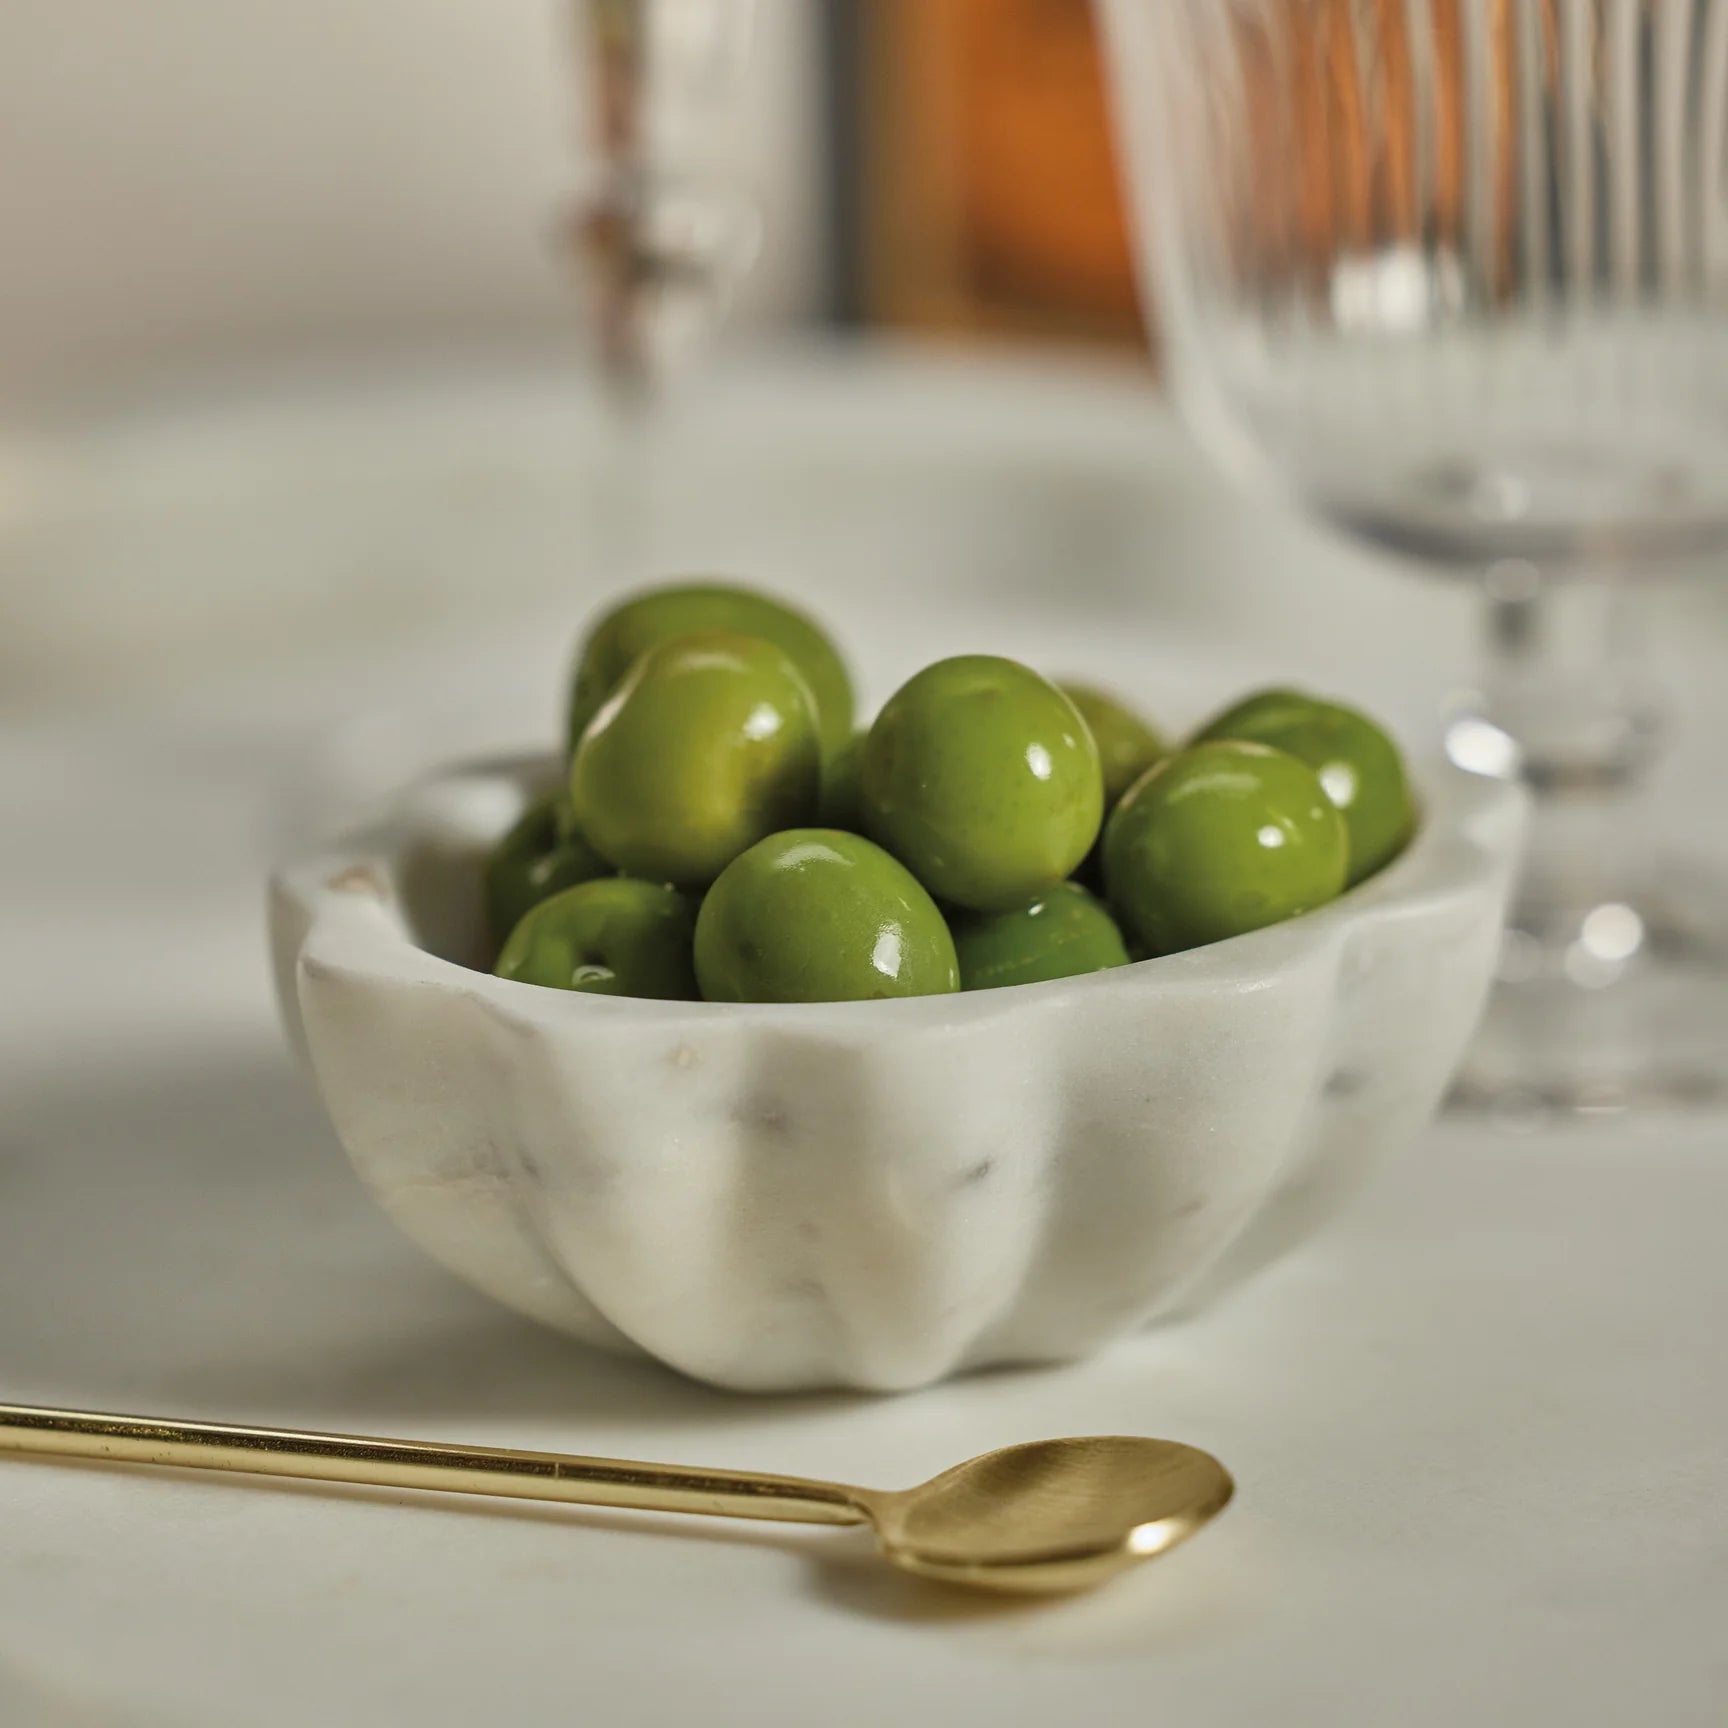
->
270, 755, 1522, 1393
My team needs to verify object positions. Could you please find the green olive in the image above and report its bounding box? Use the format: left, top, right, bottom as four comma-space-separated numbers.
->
860, 656, 1103, 912
1192, 687, 1314, 742
1103, 741, 1348, 954
951, 882, 1130, 991
1195, 689, 1415, 884
694, 829, 959, 1002
494, 879, 699, 998
570, 631, 821, 888
1060, 682, 1168, 807
817, 729, 867, 830
1060, 681, 1168, 889
483, 792, 610, 944
566, 581, 854, 760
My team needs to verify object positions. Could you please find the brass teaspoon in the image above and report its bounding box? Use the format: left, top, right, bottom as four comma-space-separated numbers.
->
0, 1401, 1231, 1594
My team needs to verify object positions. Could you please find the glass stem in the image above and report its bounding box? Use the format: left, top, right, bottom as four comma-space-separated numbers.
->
1453, 562, 1660, 969
570, 0, 760, 405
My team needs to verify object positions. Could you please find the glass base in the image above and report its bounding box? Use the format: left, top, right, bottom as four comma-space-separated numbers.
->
1449, 867, 1728, 1119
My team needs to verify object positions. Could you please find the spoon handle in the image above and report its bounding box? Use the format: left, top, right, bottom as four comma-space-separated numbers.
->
0, 1401, 868, 1528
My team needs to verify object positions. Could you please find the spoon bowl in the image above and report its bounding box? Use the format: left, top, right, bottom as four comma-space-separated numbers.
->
869, 1436, 1234, 1593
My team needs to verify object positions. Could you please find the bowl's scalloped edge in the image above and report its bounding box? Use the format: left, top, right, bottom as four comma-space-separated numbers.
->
270, 755, 1524, 1392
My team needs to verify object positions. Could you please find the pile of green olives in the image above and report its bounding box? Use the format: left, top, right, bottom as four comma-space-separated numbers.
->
484, 580, 1417, 1003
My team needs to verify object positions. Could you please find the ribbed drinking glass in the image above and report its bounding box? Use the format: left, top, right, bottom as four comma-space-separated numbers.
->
1100, 0, 1728, 1111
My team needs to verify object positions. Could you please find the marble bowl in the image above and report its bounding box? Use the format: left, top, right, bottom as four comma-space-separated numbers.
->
270, 755, 1522, 1393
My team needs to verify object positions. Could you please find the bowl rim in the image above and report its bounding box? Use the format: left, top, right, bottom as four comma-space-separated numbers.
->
274, 751, 1525, 1034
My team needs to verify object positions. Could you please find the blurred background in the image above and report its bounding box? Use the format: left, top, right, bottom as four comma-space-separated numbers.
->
0, 0, 1137, 410
0, 0, 1430, 747
1, 0, 1720, 854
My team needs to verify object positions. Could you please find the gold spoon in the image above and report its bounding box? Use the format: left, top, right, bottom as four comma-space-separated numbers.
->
0, 1401, 1231, 1594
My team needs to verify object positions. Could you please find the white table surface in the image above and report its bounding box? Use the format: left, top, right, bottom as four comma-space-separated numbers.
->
2, 348, 1725, 1728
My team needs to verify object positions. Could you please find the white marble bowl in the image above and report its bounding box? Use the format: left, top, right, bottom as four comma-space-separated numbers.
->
270, 756, 1522, 1393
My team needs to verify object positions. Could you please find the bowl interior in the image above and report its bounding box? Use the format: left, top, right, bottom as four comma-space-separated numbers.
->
385, 756, 549, 972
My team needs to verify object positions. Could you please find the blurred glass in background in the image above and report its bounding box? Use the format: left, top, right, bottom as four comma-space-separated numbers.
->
1100, 0, 1728, 1112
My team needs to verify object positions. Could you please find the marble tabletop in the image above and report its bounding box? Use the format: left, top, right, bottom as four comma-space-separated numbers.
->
2, 348, 1724, 1727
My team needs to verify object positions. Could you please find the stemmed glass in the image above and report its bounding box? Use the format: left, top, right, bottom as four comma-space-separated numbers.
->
568, 0, 760, 583
1099, 0, 1728, 1112
570, 0, 759, 403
